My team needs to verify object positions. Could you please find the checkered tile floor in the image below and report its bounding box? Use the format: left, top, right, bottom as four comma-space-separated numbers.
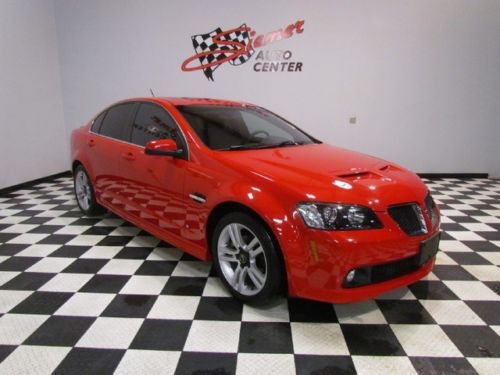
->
0, 177, 499, 374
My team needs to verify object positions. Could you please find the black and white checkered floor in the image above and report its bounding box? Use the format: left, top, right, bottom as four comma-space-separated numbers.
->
0, 177, 499, 374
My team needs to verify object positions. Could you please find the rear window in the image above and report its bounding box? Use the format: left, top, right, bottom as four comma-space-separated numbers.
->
99, 103, 135, 141
90, 111, 106, 133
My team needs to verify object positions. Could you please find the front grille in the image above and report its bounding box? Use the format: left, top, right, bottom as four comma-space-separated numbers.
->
343, 255, 420, 288
388, 203, 427, 236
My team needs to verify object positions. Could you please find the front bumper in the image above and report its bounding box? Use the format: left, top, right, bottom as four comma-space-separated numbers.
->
283, 211, 440, 303
297, 257, 435, 303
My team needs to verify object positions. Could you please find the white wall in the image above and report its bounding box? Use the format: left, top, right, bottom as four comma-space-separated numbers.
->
0, 0, 67, 189
4, 0, 499, 186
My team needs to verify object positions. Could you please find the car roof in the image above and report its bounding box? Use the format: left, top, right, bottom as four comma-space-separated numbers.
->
113, 97, 253, 107
114, 97, 253, 107
160, 97, 252, 107
96, 97, 256, 119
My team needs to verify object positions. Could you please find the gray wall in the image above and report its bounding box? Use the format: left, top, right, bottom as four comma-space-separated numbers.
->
1, 0, 499, 189
54, 0, 500, 177
0, 0, 66, 189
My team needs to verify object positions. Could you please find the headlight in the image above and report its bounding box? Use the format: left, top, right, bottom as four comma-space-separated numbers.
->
297, 203, 383, 230
425, 192, 440, 229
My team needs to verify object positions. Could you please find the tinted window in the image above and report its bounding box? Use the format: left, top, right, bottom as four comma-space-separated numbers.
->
240, 111, 293, 140
90, 111, 106, 133
99, 103, 135, 141
176, 105, 316, 150
130, 103, 181, 147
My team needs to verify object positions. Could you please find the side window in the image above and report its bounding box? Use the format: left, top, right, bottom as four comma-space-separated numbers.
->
131, 103, 180, 147
99, 103, 135, 141
90, 111, 106, 133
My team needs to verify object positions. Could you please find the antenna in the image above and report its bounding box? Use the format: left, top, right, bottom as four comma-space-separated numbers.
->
149, 88, 155, 97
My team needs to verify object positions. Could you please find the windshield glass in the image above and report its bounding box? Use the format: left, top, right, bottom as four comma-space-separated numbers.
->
176, 105, 318, 150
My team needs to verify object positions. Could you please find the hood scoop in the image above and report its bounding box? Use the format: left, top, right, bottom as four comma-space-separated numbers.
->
337, 171, 381, 181
333, 164, 402, 191
379, 164, 402, 172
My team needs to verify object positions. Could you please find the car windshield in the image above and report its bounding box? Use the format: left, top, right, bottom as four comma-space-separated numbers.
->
176, 105, 318, 151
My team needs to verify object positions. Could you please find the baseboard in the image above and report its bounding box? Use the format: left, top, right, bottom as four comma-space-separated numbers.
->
0, 171, 72, 196
417, 173, 489, 179
0, 170, 491, 196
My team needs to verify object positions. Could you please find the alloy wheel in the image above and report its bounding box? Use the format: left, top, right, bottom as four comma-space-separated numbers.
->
75, 169, 91, 211
217, 223, 268, 296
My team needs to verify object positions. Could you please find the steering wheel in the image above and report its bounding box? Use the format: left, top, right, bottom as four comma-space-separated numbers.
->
249, 130, 270, 139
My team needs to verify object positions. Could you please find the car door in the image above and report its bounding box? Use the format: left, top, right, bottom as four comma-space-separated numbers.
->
118, 102, 188, 238
86, 102, 136, 207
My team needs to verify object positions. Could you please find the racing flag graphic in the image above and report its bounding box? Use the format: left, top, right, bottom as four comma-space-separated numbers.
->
189, 24, 254, 81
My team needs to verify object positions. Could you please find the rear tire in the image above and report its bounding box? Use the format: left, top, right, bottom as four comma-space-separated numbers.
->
211, 212, 283, 304
73, 165, 106, 217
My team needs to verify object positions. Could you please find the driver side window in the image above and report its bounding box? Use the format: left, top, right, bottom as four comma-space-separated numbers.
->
130, 103, 181, 147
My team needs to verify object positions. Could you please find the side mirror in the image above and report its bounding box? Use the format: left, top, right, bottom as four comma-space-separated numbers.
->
145, 139, 182, 157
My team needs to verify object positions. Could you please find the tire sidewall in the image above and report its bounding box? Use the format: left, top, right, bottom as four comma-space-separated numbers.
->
73, 165, 101, 216
211, 212, 283, 304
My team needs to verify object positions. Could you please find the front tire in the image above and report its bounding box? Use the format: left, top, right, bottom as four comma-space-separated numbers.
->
211, 212, 283, 304
73, 165, 106, 216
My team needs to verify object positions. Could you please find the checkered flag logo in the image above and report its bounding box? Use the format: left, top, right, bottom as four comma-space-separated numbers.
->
191, 23, 254, 81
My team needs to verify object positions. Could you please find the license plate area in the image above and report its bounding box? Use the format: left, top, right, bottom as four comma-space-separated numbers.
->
418, 232, 441, 266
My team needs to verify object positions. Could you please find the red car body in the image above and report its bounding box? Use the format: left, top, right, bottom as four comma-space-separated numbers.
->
71, 97, 440, 303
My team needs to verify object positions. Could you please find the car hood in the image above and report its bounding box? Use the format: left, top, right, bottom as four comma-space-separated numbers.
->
215, 143, 427, 211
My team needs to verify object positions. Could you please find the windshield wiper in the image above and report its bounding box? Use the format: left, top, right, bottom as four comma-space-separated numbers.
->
218, 143, 274, 151
218, 140, 304, 151
276, 140, 303, 147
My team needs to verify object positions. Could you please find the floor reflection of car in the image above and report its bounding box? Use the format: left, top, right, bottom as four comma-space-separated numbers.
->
71, 97, 440, 303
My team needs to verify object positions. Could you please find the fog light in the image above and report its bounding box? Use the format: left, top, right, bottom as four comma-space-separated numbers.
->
346, 270, 356, 283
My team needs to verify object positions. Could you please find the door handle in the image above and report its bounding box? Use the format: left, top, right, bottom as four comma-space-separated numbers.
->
87, 139, 96, 147
122, 152, 135, 161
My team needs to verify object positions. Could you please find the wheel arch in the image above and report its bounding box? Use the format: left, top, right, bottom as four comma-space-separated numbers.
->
71, 159, 94, 185
72, 160, 82, 173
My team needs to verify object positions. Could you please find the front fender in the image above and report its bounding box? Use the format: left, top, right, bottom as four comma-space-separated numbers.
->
207, 180, 305, 294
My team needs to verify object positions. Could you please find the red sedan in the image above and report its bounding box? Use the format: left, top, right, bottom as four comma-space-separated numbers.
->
71, 97, 440, 303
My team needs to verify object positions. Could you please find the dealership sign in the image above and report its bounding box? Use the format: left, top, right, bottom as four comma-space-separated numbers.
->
181, 20, 304, 81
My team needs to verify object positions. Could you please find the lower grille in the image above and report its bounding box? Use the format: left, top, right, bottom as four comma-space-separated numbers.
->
388, 203, 427, 236
343, 255, 420, 288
